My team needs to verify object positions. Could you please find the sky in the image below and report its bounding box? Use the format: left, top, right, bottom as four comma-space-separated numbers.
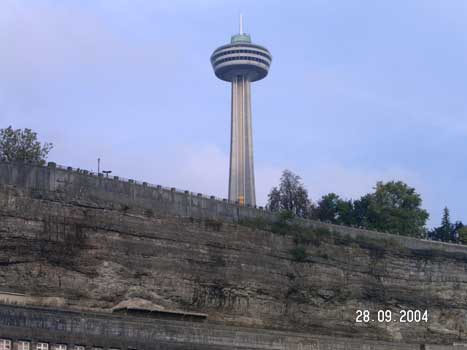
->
1, 0, 466, 227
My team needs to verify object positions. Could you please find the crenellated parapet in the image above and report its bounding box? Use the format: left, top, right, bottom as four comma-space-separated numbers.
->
0, 161, 273, 223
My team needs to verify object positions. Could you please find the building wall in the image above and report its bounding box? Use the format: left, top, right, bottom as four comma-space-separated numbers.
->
0, 304, 423, 350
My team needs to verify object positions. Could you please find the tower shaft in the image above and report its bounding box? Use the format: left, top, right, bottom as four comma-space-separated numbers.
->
229, 75, 256, 206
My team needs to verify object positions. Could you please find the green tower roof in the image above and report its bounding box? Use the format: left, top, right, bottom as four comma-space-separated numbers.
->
231, 33, 252, 44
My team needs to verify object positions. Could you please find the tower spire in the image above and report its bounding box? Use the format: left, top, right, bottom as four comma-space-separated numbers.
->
239, 14, 243, 35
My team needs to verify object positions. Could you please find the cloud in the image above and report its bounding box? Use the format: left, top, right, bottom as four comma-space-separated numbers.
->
303, 63, 467, 135
0, 0, 181, 83
0, 0, 189, 133
301, 163, 424, 201
159, 145, 229, 198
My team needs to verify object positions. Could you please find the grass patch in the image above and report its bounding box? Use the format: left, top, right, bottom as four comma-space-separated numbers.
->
293, 226, 333, 246
238, 211, 409, 262
238, 216, 271, 231
239, 212, 334, 246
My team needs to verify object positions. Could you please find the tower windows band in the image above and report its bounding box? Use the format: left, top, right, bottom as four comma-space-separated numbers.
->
211, 49, 271, 61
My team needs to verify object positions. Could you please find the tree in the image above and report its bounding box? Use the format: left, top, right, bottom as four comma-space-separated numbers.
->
452, 221, 464, 243
0, 126, 53, 164
313, 193, 340, 223
313, 193, 354, 225
267, 169, 311, 218
428, 207, 461, 242
458, 225, 467, 245
335, 198, 356, 226
364, 181, 429, 237
439, 207, 453, 242
352, 194, 371, 228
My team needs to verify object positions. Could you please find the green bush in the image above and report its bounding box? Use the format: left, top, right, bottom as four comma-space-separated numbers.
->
277, 210, 295, 222
290, 246, 307, 262
271, 210, 296, 235
238, 212, 407, 258
292, 226, 333, 246
238, 217, 271, 231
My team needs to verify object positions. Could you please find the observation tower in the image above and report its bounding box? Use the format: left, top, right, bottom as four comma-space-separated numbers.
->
211, 16, 272, 206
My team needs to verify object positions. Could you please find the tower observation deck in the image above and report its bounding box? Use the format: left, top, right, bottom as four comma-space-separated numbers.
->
211, 18, 272, 206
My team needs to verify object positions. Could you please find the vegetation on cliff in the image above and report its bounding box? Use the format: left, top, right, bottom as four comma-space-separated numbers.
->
0, 126, 53, 164
267, 170, 311, 218
427, 206, 466, 243
267, 169, 465, 244
239, 210, 404, 262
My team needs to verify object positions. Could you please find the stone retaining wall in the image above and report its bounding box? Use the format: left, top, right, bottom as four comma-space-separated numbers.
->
1, 161, 466, 256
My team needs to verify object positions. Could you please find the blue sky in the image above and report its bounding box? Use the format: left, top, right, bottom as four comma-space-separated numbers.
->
1, 0, 466, 227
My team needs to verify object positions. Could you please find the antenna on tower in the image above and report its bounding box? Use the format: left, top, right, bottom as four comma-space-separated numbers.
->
239, 13, 243, 35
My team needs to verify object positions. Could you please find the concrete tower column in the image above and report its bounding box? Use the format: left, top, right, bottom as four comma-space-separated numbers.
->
229, 75, 256, 206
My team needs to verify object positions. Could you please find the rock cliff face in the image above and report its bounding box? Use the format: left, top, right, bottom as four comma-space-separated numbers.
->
1, 184, 467, 345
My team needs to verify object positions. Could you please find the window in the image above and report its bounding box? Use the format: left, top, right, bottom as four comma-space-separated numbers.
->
73, 346, 85, 350
214, 55, 270, 67
17, 342, 30, 350
0, 339, 11, 350
212, 49, 271, 61
36, 344, 48, 350
52, 346, 66, 350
